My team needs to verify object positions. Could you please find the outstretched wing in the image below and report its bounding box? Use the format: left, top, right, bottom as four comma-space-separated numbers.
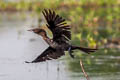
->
42, 9, 71, 43
27, 47, 65, 63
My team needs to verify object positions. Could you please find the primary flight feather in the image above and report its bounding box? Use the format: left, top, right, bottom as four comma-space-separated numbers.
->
25, 9, 97, 63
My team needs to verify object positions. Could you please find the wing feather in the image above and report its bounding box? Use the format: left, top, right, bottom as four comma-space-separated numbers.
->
30, 47, 64, 63
42, 9, 71, 43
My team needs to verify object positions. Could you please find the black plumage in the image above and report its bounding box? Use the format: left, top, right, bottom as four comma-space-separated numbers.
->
25, 9, 97, 63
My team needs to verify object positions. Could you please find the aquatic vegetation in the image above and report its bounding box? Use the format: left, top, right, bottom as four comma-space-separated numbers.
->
0, 0, 120, 50
0, 1, 120, 79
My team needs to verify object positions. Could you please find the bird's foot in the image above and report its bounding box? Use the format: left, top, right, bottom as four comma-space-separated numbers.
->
68, 46, 75, 58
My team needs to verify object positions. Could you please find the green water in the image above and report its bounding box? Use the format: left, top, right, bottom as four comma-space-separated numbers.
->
65, 49, 120, 80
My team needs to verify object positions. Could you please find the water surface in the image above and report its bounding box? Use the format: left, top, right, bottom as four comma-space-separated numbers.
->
0, 12, 120, 80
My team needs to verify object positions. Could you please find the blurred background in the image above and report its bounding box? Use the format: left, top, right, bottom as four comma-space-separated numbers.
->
0, 0, 120, 80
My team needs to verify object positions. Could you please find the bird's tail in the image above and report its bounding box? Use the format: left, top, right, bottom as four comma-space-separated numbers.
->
71, 46, 98, 54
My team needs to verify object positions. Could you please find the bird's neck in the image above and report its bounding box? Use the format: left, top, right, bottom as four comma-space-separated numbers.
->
43, 36, 50, 41
42, 34, 58, 48
42, 35, 53, 45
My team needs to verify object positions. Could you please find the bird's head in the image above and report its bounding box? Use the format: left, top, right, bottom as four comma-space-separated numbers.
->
28, 28, 47, 37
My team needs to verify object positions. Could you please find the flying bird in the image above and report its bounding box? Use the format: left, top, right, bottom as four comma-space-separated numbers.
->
25, 9, 97, 63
